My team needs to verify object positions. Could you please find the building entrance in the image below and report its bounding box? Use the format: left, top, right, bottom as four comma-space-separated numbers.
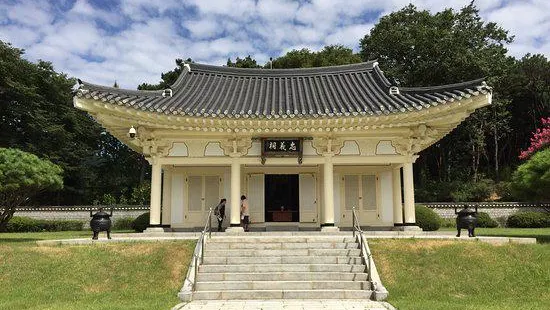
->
265, 174, 299, 222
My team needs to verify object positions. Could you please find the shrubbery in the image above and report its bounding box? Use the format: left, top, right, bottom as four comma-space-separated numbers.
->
511, 148, 550, 201
131, 212, 150, 232
450, 179, 494, 202
476, 212, 499, 228
506, 212, 550, 228
416, 179, 495, 202
415, 205, 441, 231
113, 217, 135, 230
6, 216, 84, 232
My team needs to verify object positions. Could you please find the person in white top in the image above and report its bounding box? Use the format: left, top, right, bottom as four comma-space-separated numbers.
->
240, 195, 250, 232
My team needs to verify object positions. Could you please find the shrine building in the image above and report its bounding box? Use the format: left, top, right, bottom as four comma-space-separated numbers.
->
73, 61, 491, 232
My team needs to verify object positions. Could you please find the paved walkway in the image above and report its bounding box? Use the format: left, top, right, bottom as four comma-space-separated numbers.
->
172, 299, 396, 310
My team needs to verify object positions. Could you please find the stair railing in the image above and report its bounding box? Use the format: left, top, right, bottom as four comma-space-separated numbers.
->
179, 207, 213, 300
352, 206, 389, 301
352, 206, 371, 281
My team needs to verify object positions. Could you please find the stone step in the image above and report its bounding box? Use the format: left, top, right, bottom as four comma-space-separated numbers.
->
197, 271, 369, 282
207, 236, 356, 243
199, 264, 366, 273
202, 256, 363, 265
192, 289, 373, 300
208, 242, 359, 250
195, 280, 370, 291
204, 248, 362, 257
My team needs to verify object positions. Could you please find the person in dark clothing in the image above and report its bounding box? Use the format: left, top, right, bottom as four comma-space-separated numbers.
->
214, 198, 227, 232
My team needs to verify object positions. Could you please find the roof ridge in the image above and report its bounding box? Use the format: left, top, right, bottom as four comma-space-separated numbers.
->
188, 61, 378, 77
399, 78, 488, 93
78, 80, 163, 96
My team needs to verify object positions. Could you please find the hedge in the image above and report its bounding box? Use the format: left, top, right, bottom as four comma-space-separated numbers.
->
6, 216, 84, 232
476, 212, 499, 228
415, 205, 441, 231
113, 217, 135, 230
131, 212, 150, 232
506, 212, 550, 228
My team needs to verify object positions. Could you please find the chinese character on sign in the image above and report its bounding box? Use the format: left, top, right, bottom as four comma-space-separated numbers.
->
289, 142, 297, 151
279, 141, 287, 151
269, 142, 277, 150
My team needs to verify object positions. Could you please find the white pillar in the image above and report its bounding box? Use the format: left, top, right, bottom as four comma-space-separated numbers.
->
322, 155, 338, 231
402, 162, 416, 224
392, 166, 403, 226
161, 169, 172, 225
149, 158, 162, 226
227, 159, 244, 232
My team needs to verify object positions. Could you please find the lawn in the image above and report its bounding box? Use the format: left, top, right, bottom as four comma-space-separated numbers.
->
1, 229, 549, 309
370, 238, 550, 310
0, 231, 195, 310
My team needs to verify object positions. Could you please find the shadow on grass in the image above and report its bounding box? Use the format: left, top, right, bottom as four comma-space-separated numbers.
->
0, 238, 41, 243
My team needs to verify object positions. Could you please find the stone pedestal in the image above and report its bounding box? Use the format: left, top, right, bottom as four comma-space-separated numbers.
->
392, 225, 422, 232
321, 226, 340, 233
144, 227, 165, 233
225, 226, 245, 234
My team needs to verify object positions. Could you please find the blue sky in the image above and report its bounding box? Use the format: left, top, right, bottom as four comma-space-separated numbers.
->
1, 0, 549, 89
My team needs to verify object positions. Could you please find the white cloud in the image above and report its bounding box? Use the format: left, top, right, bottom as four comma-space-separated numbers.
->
325, 23, 374, 49
184, 18, 224, 39
0, 0, 549, 89
6, 1, 53, 27
0, 25, 40, 47
68, 0, 124, 27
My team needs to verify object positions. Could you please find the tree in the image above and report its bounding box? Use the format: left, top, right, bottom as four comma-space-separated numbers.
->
519, 117, 550, 160
502, 54, 550, 162
511, 148, 550, 201
0, 148, 63, 231
227, 55, 261, 68
270, 45, 362, 69
138, 58, 192, 90
0, 40, 146, 205
359, 4, 515, 186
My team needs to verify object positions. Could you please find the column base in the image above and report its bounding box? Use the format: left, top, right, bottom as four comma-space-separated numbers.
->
393, 225, 422, 232
144, 227, 165, 233
321, 226, 340, 232
225, 226, 244, 234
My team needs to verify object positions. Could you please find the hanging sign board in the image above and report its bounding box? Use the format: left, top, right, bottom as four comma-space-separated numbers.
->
261, 138, 303, 164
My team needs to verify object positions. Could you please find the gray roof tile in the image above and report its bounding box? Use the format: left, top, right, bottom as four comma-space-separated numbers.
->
75, 61, 491, 118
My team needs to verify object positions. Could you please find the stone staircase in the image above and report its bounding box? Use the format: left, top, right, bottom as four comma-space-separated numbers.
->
190, 235, 374, 300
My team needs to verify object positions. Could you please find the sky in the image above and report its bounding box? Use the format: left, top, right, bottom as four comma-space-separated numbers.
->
1, 0, 549, 89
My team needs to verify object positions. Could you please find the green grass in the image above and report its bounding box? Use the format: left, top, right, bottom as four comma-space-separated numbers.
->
370, 239, 550, 310
0, 232, 195, 310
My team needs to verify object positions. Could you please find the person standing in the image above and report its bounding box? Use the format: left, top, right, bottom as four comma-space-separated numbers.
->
240, 195, 250, 232
214, 198, 226, 232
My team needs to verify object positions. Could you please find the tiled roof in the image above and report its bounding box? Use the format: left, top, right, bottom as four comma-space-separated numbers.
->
75, 61, 491, 118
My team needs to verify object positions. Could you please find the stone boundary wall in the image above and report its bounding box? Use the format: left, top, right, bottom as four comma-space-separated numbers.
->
12, 203, 550, 225
421, 202, 549, 219
14, 206, 149, 228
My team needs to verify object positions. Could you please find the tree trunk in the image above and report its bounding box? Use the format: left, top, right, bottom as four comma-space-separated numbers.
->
472, 144, 477, 182
494, 126, 499, 182
0, 206, 16, 232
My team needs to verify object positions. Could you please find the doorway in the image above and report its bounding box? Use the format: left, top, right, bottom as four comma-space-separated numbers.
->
265, 174, 299, 222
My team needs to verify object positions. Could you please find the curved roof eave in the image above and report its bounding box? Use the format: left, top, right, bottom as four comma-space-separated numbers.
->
75, 61, 491, 119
